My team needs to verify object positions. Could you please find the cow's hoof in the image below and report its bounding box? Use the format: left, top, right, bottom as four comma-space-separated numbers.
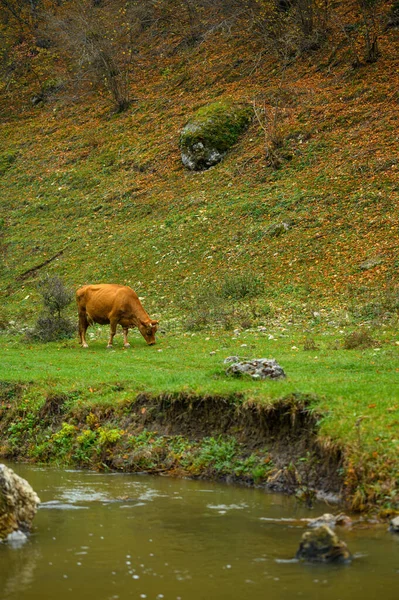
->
106, 344, 113, 350
124, 343, 131, 349
82, 343, 89, 349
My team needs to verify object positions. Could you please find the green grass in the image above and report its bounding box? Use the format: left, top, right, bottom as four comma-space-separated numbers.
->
2, 326, 398, 447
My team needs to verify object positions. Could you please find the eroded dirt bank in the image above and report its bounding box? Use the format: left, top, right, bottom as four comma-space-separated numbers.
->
121, 393, 343, 497
0, 383, 344, 506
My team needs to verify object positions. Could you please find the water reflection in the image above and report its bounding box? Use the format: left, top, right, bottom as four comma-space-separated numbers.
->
0, 462, 398, 600
2, 544, 41, 598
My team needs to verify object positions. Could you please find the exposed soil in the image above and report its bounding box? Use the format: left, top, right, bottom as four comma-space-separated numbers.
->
72, 392, 344, 500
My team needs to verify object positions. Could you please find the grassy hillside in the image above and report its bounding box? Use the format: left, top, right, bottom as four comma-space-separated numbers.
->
1, 5, 398, 329
0, 2, 398, 512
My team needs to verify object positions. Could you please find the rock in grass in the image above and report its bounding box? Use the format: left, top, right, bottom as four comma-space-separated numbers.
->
389, 516, 399, 533
266, 221, 291, 238
224, 357, 286, 380
0, 464, 40, 542
296, 525, 351, 564
358, 256, 383, 271
180, 100, 252, 171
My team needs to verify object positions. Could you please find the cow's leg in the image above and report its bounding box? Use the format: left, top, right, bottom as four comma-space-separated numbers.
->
107, 319, 118, 348
123, 328, 130, 348
78, 312, 89, 348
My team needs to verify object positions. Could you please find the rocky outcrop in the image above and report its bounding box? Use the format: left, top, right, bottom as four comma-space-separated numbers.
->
224, 357, 286, 380
180, 101, 252, 170
0, 464, 40, 542
296, 525, 351, 563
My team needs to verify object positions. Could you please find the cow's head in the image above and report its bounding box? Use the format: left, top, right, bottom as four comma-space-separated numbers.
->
138, 319, 159, 345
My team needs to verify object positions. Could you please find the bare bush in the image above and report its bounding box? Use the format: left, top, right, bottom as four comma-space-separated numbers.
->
27, 313, 76, 342
44, 0, 136, 111
253, 95, 285, 168
247, 0, 329, 60
219, 273, 264, 300
40, 274, 74, 318
27, 275, 75, 342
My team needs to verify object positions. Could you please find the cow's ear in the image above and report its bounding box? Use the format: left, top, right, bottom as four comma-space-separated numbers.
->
151, 320, 159, 326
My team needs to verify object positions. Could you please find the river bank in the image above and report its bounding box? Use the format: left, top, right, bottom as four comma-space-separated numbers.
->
0, 327, 398, 515
0, 382, 393, 516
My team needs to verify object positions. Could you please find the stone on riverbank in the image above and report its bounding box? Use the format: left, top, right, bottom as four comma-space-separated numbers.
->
296, 525, 351, 563
389, 516, 399, 533
0, 464, 40, 541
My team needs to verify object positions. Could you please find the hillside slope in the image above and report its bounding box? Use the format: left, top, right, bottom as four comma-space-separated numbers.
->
1, 5, 398, 328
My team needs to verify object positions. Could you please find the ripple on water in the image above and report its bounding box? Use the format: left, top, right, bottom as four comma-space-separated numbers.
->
207, 503, 248, 514
59, 488, 111, 503
39, 501, 89, 510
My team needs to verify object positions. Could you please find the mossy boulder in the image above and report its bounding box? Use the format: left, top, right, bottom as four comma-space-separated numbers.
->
296, 525, 351, 564
180, 101, 252, 170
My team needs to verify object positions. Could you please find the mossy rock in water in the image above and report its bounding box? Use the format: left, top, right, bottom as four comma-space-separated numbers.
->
296, 525, 351, 564
180, 101, 252, 171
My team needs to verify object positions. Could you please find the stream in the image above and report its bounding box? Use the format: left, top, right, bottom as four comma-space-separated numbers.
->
0, 462, 398, 600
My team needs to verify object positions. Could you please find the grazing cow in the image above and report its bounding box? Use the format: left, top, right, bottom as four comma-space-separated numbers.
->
76, 284, 159, 349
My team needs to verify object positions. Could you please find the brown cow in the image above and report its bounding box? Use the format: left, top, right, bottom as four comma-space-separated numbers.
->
76, 284, 159, 349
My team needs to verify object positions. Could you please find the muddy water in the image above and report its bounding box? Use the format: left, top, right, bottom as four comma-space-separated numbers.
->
1, 463, 398, 600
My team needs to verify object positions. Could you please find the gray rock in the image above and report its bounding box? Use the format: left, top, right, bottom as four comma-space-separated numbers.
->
6, 529, 28, 548
0, 464, 40, 540
267, 222, 291, 238
296, 525, 351, 564
359, 256, 383, 271
224, 356, 241, 364
224, 357, 286, 380
389, 516, 399, 533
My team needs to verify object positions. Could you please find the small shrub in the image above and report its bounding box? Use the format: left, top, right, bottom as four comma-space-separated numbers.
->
28, 313, 76, 342
220, 273, 264, 300
40, 274, 74, 318
260, 303, 274, 318
97, 427, 124, 446
240, 315, 253, 329
27, 275, 75, 342
74, 429, 98, 463
343, 329, 378, 350
185, 285, 234, 331
191, 436, 237, 474
52, 422, 77, 458
303, 337, 319, 351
